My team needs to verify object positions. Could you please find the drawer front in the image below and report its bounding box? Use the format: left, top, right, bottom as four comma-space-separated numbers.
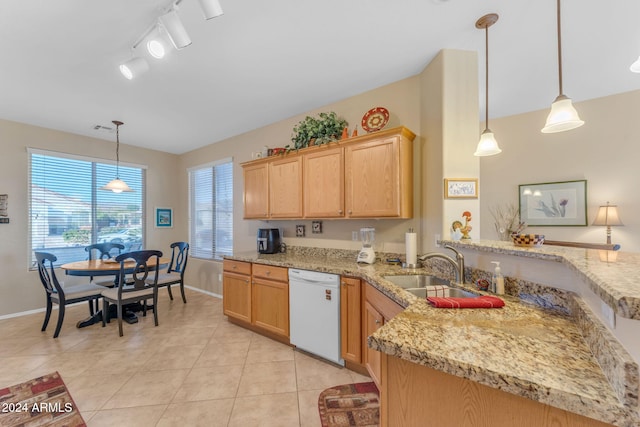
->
223, 259, 252, 275
252, 263, 288, 282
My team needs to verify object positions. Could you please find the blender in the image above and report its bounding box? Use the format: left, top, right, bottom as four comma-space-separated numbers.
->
357, 227, 376, 264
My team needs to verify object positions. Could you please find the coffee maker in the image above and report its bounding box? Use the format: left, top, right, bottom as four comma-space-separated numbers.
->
257, 228, 281, 254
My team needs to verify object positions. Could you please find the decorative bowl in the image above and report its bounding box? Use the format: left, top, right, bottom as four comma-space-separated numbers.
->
511, 233, 545, 247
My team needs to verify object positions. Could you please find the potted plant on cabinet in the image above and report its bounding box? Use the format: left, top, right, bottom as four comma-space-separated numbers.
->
287, 112, 348, 152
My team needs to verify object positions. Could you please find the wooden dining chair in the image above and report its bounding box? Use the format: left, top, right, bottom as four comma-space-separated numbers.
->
84, 242, 125, 287
35, 252, 105, 338
101, 250, 163, 337
147, 242, 189, 303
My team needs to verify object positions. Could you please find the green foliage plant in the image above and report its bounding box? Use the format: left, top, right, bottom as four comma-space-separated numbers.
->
288, 112, 348, 152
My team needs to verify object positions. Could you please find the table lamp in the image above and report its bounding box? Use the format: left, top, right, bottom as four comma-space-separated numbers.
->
592, 202, 623, 244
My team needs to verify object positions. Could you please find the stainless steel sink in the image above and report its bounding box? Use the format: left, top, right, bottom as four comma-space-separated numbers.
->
383, 274, 450, 289
383, 274, 479, 299
404, 287, 478, 299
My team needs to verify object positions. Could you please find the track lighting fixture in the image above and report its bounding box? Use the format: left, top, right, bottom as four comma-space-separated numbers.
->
119, 57, 149, 80
159, 9, 192, 50
119, 0, 224, 79
198, 0, 224, 19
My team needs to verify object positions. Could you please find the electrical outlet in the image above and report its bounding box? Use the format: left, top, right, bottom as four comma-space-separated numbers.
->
352, 231, 358, 241
601, 301, 616, 329
435, 234, 441, 247
218, 273, 223, 282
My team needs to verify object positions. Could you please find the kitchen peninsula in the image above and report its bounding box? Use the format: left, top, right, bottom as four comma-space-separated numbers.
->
224, 243, 640, 427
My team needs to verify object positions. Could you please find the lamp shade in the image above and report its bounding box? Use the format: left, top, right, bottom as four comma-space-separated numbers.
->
198, 0, 224, 19
474, 129, 502, 156
119, 57, 149, 80
593, 204, 623, 226
101, 178, 133, 193
159, 10, 192, 50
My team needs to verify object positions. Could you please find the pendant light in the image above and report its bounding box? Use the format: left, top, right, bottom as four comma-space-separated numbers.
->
541, 0, 584, 133
474, 13, 502, 157
101, 121, 133, 193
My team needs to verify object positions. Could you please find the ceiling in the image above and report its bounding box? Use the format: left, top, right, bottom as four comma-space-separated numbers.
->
1, 0, 639, 154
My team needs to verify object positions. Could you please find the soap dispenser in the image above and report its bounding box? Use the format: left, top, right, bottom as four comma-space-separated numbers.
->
491, 261, 505, 295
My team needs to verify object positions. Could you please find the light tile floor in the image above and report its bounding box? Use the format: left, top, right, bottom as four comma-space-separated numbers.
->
0, 288, 371, 426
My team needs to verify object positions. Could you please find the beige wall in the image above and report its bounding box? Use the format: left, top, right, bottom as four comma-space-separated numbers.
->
0, 119, 183, 317
478, 89, 640, 252
179, 77, 424, 295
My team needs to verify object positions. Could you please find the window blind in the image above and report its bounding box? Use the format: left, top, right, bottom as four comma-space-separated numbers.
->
29, 149, 145, 267
189, 158, 233, 260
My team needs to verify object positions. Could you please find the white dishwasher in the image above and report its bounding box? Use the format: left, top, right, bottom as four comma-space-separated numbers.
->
289, 269, 344, 366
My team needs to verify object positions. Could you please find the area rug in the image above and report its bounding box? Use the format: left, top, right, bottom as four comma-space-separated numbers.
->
0, 371, 86, 427
318, 381, 380, 427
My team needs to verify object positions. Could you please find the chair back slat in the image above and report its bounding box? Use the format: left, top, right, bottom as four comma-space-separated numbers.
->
168, 242, 189, 275
85, 242, 125, 260
115, 250, 163, 296
34, 252, 64, 296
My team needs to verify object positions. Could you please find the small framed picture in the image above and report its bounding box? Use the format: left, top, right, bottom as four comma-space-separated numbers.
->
296, 225, 306, 237
444, 178, 479, 199
519, 180, 587, 226
312, 221, 322, 234
155, 207, 173, 228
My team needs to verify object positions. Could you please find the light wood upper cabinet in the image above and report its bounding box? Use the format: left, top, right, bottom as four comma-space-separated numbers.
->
345, 132, 413, 218
241, 126, 415, 220
269, 156, 303, 218
243, 163, 269, 219
303, 146, 344, 218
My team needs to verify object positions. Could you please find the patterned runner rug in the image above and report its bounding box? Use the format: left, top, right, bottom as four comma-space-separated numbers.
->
318, 382, 379, 427
0, 371, 85, 427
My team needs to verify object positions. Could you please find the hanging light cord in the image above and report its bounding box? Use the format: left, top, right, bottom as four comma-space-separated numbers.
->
556, 0, 563, 96
113, 121, 122, 179
484, 23, 489, 130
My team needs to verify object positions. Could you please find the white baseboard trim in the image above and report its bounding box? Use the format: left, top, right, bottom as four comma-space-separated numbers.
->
0, 286, 221, 320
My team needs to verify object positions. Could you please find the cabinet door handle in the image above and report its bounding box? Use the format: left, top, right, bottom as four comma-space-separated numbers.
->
245, 279, 249, 283
375, 319, 381, 324
348, 210, 352, 214
341, 282, 346, 286
266, 271, 271, 276
338, 209, 343, 214
232, 265, 237, 269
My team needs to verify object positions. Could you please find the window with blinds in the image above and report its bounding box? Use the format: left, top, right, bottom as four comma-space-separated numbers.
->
29, 149, 145, 268
189, 158, 233, 260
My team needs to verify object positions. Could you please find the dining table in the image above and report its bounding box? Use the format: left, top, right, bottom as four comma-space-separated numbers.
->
61, 256, 170, 328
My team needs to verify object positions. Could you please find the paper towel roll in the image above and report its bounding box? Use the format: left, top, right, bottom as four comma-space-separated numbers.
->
405, 232, 417, 266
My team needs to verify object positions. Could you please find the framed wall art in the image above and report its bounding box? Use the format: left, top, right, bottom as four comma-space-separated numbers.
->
444, 178, 478, 199
155, 207, 173, 228
519, 180, 587, 226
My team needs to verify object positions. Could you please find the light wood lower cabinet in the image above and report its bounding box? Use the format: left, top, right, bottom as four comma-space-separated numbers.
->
381, 356, 614, 427
251, 264, 289, 338
222, 260, 252, 323
363, 283, 403, 388
340, 276, 362, 363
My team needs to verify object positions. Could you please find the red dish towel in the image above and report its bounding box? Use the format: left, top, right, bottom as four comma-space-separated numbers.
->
427, 295, 505, 309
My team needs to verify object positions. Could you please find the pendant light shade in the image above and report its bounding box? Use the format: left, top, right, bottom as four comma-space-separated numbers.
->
474, 13, 502, 157
541, 94, 584, 133
541, 0, 584, 133
101, 121, 133, 193
474, 129, 502, 156
159, 9, 192, 50
198, 0, 224, 19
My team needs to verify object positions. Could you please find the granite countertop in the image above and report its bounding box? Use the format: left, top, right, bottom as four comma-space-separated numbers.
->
224, 249, 639, 427
442, 239, 640, 320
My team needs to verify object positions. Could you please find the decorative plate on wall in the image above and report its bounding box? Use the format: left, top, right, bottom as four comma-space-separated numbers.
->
361, 107, 389, 132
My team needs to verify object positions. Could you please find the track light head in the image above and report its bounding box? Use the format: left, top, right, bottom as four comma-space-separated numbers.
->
119, 57, 149, 80
159, 9, 192, 50
198, 0, 224, 19
146, 39, 166, 59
